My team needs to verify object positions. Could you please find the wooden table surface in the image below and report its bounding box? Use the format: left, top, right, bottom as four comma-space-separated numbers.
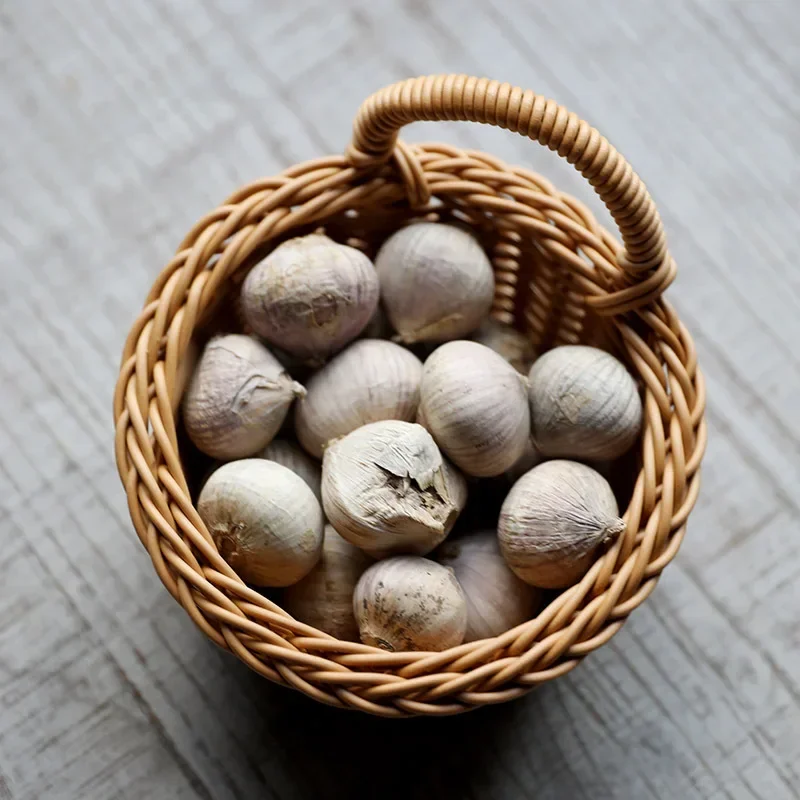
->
2, 1, 799, 798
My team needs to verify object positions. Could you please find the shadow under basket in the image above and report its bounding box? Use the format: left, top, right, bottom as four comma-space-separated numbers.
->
113, 75, 707, 717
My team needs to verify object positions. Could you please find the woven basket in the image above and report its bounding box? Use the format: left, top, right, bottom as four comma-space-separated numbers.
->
114, 75, 706, 717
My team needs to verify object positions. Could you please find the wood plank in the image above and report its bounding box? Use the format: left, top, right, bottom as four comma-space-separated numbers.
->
0, 538, 208, 800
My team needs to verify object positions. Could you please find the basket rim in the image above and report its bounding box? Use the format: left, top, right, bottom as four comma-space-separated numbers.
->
113, 139, 706, 717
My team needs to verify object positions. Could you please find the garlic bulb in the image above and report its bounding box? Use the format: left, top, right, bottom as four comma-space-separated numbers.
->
183, 334, 305, 460
295, 339, 423, 458
259, 438, 322, 501
498, 460, 625, 588
375, 223, 495, 344
241, 234, 379, 362
198, 459, 324, 587
438, 531, 540, 642
419, 340, 530, 477
282, 525, 371, 640
472, 318, 536, 374
322, 420, 467, 558
353, 556, 467, 651
528, 345, 642, 460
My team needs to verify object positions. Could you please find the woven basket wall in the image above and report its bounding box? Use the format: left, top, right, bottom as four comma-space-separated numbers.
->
113, 75, 706, 717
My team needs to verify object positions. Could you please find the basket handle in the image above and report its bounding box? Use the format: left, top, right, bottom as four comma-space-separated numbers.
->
347, 74, 670, 277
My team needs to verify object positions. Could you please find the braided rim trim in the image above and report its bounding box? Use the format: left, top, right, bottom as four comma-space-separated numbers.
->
114, 145, 705, 717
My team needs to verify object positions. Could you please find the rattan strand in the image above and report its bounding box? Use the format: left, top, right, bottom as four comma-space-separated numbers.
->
114, 75, 705, 716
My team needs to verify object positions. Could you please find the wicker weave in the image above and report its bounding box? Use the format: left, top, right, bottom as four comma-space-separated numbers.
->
113, 75, 706, 717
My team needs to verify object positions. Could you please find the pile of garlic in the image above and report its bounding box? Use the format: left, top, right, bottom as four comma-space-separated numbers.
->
183, 223, 643, 653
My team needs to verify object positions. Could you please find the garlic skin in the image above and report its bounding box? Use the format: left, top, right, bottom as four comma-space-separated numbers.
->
241, 234, 379, 362
353, 556, 467, 651
419, 340, 531, 478
259, 438, 322, 501
183, 334, 305, 460
322, 420, 467, 558
295, 339, 423, 458
528, 345, 642, 460
498, 460, 625, 588
472, 318, 536, 374
437, 531, 540, 642
375, 223, 495, 344
282, 525, 371, 640
198, 459, 324, 587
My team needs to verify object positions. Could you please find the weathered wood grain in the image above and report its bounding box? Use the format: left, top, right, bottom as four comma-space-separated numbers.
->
1, 0, 799, 798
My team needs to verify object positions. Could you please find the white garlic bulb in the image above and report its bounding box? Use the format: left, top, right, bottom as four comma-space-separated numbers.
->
498, 460, 625, 588
322, 420, 467, 558
419, 340, 531, 477
528, 345, 642, 460
183, 334, 305, 460
198, 459, 324, 587
282, 525, 371, 640
259, 438, 322, 501
241, 234, 379, 362
437, 531, 540, 642
295, 339, 423, 458
472, 318, 536, 374
375, 223, 495, 344
353, 556, 467, 651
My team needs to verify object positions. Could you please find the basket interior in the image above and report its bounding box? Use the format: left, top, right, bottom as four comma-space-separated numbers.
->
179, 195, 639, 588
